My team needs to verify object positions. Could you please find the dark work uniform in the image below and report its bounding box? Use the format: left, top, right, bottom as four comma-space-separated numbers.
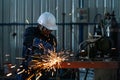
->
17, 26, 57, 80
23, 26, 57, 56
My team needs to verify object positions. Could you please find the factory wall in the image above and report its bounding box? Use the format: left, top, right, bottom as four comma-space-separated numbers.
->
0, 0, 120, 66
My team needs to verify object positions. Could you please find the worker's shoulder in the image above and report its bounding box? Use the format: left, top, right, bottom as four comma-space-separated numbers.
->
23, 27, 37, 36
25, 26, 36, 30
25, 27, 37, 32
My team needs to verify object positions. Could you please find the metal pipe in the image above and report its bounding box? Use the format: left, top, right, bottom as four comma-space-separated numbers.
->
0, 22, 100, 26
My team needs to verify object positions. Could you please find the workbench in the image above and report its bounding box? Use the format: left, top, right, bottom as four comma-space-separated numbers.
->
60, 61, 120, 80
60, 61, 119, 69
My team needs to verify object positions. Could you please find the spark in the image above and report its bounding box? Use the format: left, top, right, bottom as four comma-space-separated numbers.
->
17, 69, 25, 74
10, 65, 16, 68
30, 50, 66, 71
35, 73, 42, 80
17, 68, 20, 72
7, 49, 68, 80
4, 38, 69, 80
25, 50, 68, 79
19, 65, 23, 68
26, 74, 35, 80
6, 73, 12, 76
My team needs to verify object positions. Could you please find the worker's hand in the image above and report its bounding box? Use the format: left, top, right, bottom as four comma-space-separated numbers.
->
33, 38, 54, 52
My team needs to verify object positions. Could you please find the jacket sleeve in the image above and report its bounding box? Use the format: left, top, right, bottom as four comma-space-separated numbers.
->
22, 27, 35, 58
23, 27, 35, 46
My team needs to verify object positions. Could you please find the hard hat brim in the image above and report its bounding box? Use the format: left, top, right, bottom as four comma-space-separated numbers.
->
38, 22, 58, 30
45, 25, 58, 30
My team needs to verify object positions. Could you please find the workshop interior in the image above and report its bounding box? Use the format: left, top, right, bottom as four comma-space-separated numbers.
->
0, 0, 120, 80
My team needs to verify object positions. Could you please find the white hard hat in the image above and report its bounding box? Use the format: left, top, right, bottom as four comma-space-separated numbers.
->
37, 12, 58, 30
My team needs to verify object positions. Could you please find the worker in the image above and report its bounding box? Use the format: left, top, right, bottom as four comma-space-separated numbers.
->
17, 12, 58, 80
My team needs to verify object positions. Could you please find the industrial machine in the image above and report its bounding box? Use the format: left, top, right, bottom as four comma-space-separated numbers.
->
78, 11, 119, 61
